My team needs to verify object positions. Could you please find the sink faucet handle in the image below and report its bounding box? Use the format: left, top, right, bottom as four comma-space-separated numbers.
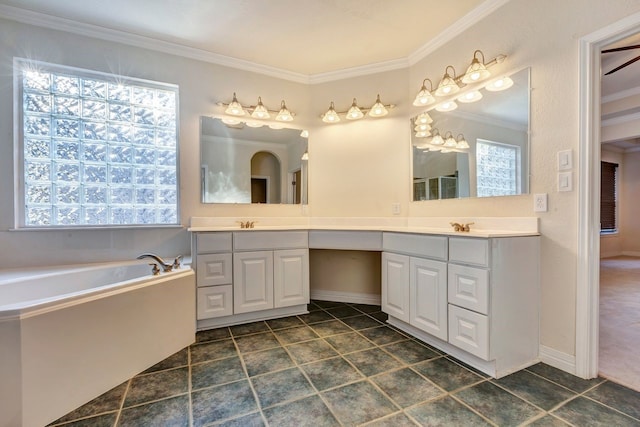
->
172, 255, 183, 270
149, 263, 161, 276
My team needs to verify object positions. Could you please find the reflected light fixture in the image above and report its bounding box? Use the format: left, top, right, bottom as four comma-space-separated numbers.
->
276, 100, 294, 122
413, 79, 436, 106
457, 90, 483, 103
322, 102, 341, 123
415, 130, 431, 138
461, 50, 491, 84
368, 94, 388, 117
300, 129, 309, 138
435, 66, 460, 97
485, 76, 514, 91
443, 132, 457, 148
225, 92, 245, 116
301, 150, 309, 161
435, 100, 458, 112
415, 112, 433, 124
430, 129, 444, 145
221, 117, 242, 125
245, 121, 264, 128
251, 96, 270, 119
346, 98, 364, 120
456, 134, 470, 149
414, 123, 432, 132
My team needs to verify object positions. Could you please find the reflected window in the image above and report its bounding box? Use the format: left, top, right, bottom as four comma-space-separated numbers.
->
476, 139, 520, 197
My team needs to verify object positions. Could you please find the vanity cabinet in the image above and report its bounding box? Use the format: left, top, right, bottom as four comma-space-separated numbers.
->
192, 230, 309, 329
383, 232, 540, 378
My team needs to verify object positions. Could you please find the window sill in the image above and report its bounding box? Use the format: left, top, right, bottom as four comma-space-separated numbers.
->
10, 225, 184, 232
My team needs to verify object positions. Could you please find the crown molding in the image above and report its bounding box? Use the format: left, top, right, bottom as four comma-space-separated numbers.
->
601, 110, 640, 127
0, 0, 510, 85
408, 0, 512, 66
601, 85, 640, 104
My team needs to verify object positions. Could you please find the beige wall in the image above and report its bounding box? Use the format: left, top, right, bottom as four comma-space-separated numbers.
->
310, 250, 381, 296
620, 151, 640, 253
2, 0, 640, 361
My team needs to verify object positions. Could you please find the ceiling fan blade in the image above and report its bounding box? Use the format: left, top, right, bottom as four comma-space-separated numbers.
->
604, 54, 640, 75
602, 44, 640, 53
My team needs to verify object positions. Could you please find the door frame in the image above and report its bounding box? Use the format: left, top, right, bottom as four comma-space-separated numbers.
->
577, 11, 640, 378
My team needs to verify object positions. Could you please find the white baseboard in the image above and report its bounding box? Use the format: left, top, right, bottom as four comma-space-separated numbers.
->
539, 345, 576, 375
621, 251, 640, 257
600, 251, 622, 258
310, 289, 381, 305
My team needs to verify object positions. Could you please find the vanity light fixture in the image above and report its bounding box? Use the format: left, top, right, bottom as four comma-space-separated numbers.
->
457, 90, 483, 103
456, 134, 470, 149
415, 130, 431, 138
300, 129, 309, 138
219, 94, 296, 122
245, 121, 264, 128
461, 50, 492, 84
301, 150, 309, 161
221, 117, 242, 125
435, 100, 458, 112
322, 102, 341, 123
443, 131, 458, 148
251, 97, 270, 119
415, 112, 433, 124
435, 66, 460, 97
414, 123, 432, 132
276, 100, 294, 122
485, 76, 514, 91
430, 129, 444, 145
225, 92, 246, 116
268, 123, 284, 130
368, 94, 389, 117
346, 98, 364, 120
412, 79, 436, 106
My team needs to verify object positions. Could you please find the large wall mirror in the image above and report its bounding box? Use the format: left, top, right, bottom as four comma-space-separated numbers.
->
200, 116, 308, 204
412, 67, 530, 201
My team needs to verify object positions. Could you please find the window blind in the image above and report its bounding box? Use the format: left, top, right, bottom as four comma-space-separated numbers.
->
601, 161, 618, 232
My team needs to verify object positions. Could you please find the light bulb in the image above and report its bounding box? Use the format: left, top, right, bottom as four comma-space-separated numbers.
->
346, 98, 364, 120
251, 96, 270, 119
368, 94, 388, 118
322, 102, 340, 123
225, 92, 246, 116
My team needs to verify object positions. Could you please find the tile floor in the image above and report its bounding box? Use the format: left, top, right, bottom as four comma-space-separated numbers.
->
49, 301, 640, 427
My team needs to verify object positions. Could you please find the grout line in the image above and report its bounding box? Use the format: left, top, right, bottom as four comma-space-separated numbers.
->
113, 378, 132, 425
187, 344, 193, 427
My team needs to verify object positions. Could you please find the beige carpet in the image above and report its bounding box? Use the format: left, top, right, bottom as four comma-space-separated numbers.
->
599, 256, 640, 391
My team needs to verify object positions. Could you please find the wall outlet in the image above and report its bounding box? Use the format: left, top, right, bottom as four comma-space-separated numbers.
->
534, 193, 548, 212
392, 203, 401, 215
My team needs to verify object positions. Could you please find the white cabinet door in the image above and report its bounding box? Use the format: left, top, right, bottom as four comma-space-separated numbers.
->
448, 304, 490, 360
274, 249, 309, 308
197, 285, 233, 319
233, 251, 274, 314
196, 253, 233, 287
382, 252, 410, 323
410, 257, 448, 340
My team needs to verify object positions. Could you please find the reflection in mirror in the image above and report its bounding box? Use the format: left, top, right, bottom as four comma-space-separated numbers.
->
200, 117, 308, 204
412, 68, 530, 201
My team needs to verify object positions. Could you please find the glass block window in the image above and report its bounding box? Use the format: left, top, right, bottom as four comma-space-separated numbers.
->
476, 139, 520, 197
16, 59, 179, 227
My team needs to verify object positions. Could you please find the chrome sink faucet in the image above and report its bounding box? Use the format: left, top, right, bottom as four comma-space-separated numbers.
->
136, 253, 177, 272
237, 220, 257, 229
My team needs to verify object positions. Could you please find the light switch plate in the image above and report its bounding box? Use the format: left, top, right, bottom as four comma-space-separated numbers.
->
558, 171, 572, 192
534, 193, 548, 212
558, 149, 573, 170
392, 203, 401, 215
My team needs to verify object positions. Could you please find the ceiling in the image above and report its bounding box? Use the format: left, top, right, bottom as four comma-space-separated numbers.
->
0, 0, 498, 78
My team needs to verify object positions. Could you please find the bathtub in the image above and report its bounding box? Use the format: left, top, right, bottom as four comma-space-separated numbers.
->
0, 260, 195, 427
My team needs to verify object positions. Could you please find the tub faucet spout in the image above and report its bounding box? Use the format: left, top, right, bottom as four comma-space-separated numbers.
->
136, 253, 173, 272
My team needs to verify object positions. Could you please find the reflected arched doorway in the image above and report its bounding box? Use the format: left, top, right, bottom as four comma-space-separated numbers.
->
251, 151, 281, 203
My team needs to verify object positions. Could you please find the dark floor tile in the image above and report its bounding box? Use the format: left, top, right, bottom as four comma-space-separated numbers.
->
526, 363, 605, 392
552, 396, 639, 426
50, 412, 117, 427
312, 300, 345, 309
230, 321, 269, 336
340, 314, 382, 330
585, 380, 640, 419
364, 412, 417, 426
234, 331, 280, 353
266, 316, 304, 330
444, 356, 489, 377
325, 332, 374, 354
192, 356, 245, 390
321, 381, 398, 426
118, 395, 189, 427
307, 301, 323, 311
372, 368, 444, 408
274, 325, 319, 344
51, 382, 126, 424
406, 396, 492, 426
494, 369, 577, 411
309, 319, 352, 337
368, 311, 388, 322
242, 347, 295, 377
358, 326, 407, 345
213, 412, 265, 427
454, 381, 542, 426
412, 357, 484, 391
325, 305, 362, 318
251, 367, 314, 408
140, 348, 188, 374
196, 327, 230, 343
263, 395, 339, 427
298, 310, 335, 324
350, 303, 382, 314
382, 340, 439, 364
123, 367, 188, 407
525, 415, 572, 426
287, 338, 339, 364
344, 348, 402, 377
192, 380, 257, 427
301, 357, 363, 391
190, 339, 237, 364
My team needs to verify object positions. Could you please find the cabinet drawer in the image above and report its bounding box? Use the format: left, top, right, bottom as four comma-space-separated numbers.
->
308, 230, 382, 250
197, 232, 233, 253
197, 285, 233, 319
196, 253, 233, 287
448, 264, 489, 315
448, 304, 490, 360
234, 231, 308, 250
383, 232, 448, 260
449, 237, 489, 267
